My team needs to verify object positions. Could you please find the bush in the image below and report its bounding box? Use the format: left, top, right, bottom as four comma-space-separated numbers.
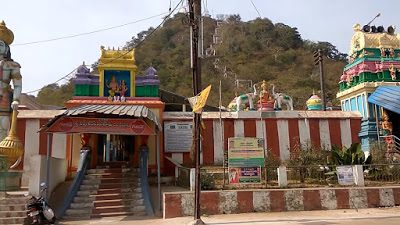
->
331, 143, 371, 165
200, 172, 215, 190
287, 143, 330, 167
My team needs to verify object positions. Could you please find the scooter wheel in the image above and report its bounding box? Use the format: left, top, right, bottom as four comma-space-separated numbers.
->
49, 217, 56, 224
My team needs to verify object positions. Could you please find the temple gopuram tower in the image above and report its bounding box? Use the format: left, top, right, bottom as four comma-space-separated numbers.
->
337, 23, 400, 151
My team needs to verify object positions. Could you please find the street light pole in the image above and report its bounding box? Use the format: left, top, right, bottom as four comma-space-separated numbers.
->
314, 49, 326, 111
188, 0, 204, 224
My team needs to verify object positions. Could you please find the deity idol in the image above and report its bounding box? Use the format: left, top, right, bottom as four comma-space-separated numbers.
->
0, 21, 22, 140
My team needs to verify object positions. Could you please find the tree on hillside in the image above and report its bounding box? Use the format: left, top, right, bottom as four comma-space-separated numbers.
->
34, 14, 346, 110
36, 81, 74, 107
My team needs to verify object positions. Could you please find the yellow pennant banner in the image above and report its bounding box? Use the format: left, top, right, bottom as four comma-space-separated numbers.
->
192, 85, 212, 114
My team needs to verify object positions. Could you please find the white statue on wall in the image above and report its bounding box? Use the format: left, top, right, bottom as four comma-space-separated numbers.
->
271, 84, 293, 111
228, 84, 257, 111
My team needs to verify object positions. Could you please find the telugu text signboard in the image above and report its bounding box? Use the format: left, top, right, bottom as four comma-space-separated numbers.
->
164, 121, 193, 152
228, 137, 265, 167
228, 167, 261, 184
46, 117, 154, 135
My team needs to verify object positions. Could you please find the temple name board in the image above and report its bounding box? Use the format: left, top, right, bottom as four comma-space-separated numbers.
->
46, 117, 154, 135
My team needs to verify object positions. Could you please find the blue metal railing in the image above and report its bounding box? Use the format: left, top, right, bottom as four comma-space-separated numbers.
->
56, 149, 90, 218
139, 146, 154, 216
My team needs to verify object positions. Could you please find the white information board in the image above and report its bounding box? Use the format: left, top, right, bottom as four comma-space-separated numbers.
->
336, 166, 354, 186
164, 121, 193, 152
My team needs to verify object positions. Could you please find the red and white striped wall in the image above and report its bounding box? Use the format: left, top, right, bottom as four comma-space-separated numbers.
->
163, 111, 362, 167
164, 187, 400, 218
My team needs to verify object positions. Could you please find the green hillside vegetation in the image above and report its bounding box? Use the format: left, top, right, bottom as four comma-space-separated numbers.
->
37, 13, 347, 109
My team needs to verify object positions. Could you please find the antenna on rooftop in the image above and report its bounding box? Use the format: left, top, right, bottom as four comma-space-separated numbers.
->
366, 13, 381, 26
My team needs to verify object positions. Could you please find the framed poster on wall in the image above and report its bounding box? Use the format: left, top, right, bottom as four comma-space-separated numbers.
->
103, 70, 131, 97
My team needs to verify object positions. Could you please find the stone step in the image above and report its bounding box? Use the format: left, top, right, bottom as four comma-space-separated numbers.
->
65, 208, 92, 216
0, 210, 26, 218
70, 202, 94, 209
76, 189, 98, 196
78, 187, 141, 196
92, 205, 130, 214
94, 198, 144, 208
81, 178, 139, 185
0, 197, 29, 205
96, 162, 130, 168
72, 196, 95, 203
87, 168, 137, 174
0, 217, 25, 225
0, 204, 25, 211
91, 211, 136, 218
91, 192, 142, 201
85, 173, 136, 179
79, 182, 141, 191
62, 214, 91, 220
91, 205, 146, 215
97, 187, 141, 195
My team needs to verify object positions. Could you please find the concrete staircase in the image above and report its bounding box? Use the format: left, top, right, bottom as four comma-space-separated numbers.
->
64, 165, 146, 220
0, 192, 29, 225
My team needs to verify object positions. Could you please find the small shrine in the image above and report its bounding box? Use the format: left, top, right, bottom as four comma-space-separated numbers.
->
306, 92, 323, 110
337, 23, 400, 151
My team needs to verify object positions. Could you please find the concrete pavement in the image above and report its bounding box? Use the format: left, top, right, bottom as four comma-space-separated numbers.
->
59, 207, 400, 225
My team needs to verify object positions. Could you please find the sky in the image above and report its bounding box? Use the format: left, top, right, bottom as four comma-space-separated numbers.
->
3, 0, 400, 95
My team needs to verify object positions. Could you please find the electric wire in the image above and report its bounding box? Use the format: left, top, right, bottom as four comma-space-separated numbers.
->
25, 66, 79, 94
24, 0, 184, 94
97, 0, 184, 66
13, 12, 169, 46
249, 0, 262, 18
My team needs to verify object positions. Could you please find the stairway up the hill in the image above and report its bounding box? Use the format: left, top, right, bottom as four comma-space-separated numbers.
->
64, 164, 146, 220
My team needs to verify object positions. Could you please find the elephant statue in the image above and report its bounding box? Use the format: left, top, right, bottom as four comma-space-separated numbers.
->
271, 84, 294, 110
228, 84, 257, 111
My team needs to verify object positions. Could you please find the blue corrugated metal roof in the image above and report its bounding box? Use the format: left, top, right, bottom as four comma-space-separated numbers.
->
368, 86, 400, 114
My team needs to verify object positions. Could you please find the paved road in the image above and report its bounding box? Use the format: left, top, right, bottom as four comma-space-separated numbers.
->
59, 207, 400, 225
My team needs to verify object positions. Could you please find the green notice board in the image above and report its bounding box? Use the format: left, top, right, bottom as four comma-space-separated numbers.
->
228, 137, 265, 167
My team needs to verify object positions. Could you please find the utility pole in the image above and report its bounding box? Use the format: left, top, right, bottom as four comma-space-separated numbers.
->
188, 0, 204, 224
314, 49, 326, 111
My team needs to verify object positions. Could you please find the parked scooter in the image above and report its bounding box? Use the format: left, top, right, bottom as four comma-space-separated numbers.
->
26, 182, 56, 225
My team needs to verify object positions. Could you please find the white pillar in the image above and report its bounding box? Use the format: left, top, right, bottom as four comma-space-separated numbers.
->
105, 134, 111, 162
190, 168, 196, 191
353, 165, 365, 187
277, 166, 288, 188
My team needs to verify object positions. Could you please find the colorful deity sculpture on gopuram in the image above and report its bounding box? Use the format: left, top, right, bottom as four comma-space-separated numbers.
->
0, 21, 24, 168
337, 22, 400, 152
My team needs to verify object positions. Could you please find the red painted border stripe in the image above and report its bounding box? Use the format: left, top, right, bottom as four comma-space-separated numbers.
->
164, 194, 183, 218
265, 119, 280, 158
237, 191, 254, 213
350, 119, 361, 143
223, 120, 235, 151
202, 120, 214, 165
328, 119, 342, 148
183, 151, 192, 165
288, 119, 300, 152
244, 120, 257, 137
308, 119, 321, 150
